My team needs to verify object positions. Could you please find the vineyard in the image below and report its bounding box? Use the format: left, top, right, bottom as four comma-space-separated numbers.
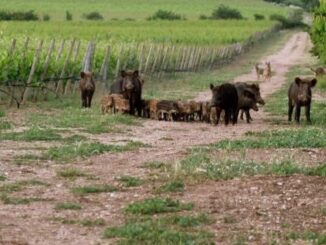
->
0, 22, 280, 105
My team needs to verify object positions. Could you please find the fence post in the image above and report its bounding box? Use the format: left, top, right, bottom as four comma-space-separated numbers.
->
56, 39, 76, 94
99, 45, 111, 91
22, 40, 44, 103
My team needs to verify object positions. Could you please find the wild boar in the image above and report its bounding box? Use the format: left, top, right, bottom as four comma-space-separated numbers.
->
210, 83, 238, 125
79, 71, 95, 108
288, 77, 317, 123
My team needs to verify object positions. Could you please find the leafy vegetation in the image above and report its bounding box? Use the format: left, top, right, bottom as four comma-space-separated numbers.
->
72, 184, 117, 195
125, 198, 193, 215
118, 176, 143, 187
0, 194, 44, 205
57, 168, 87, 180
82, 11, 104, 20
44, 141, 146, 162
147, 10, 184, 20
0, 10, 39, 21
55, 202, 82, 210
210, 5, 244, 20
311, 3, 326, 64
0, 127, 62, 142
159, 181, 185, 193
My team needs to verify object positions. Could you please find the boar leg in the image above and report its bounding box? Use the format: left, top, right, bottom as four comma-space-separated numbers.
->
232, 108, 238, 125
81, 91, 87, 108
295, 105, 301, 123
288, 101, 294, 121
305, 104, 311, 123
245, 110, 251, 123
240, 110, 244, 120
224, 109, 230, 126
215, 107, 221, 125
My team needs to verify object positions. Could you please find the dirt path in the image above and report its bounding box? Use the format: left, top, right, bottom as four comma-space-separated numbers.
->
0, 32, 317, 245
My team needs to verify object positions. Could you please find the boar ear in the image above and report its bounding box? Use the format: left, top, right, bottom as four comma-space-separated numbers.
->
295, 77, 301, 85
210, 84, 214, 90
121, 70, 127, 77
80, 71, 86, 78
133, 70, 139, 77
310, 78, 317, 87
244, 89, 255, 99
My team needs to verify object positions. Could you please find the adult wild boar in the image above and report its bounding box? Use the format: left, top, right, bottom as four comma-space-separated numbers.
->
210, 83, 238, 125
80, 71, 95, 108
288, 77, 317, 123
110, 70, 143, 116
235, 82, 265, 123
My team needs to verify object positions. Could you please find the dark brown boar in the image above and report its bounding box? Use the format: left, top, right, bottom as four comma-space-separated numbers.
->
288, 77, 317, 123
110, 70, 143, 116
210, 83, 238, 125
235, 82, 265, 123
79, 71, 95, 108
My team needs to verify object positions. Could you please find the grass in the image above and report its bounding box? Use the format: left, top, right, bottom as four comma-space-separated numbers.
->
0, 179, 49, 193
158, 180, 185, 193
210, 128, 326, 150
28, 105, 142, 135
57, 168, 87, 180
51, 217, 106, 226
72, 184, 118, 195
44, 141, 147, 162
0, 127, 62, 141
0, 0, 287, 21
104, 214, 214, 243
14, 154, 42, 166
118, 176, 143, 187
172, 150, 326, 182
285, 231, 326, 244
0, 194, 44, 205
142, 161, 166, 170
0, 120, 12, 130
55, 202, 82, 210
0, 175, 6, 181
125, 198, 193, 215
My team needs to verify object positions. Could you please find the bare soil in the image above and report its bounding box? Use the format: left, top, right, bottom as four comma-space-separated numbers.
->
1, 32, 325, 245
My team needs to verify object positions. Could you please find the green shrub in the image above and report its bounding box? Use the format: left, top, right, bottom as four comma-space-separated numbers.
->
66, 11, 72, 21
254, 14, 265, 20
311, 4, 326, 64
0, 10, 39, 21
147, 9, 184, 20
211, 5, 243, 20
83, 11, 103, 20
43, 14, 50, 21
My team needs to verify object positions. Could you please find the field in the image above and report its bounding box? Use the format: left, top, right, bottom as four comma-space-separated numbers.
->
0, 0, 287, 21
1, 0, 326, 244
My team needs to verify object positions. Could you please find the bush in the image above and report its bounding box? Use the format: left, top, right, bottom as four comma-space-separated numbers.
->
147, 10, 185, 21
254, 14, 265, 20
83, 11, 104, 20
66, 11, 72, 21
211, 5, 243, 20
310, 3, 326, 64
43, 14, 50, 21
0, 10, 39, 21
199, 14, 209, 20
270, 12, 305, 28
